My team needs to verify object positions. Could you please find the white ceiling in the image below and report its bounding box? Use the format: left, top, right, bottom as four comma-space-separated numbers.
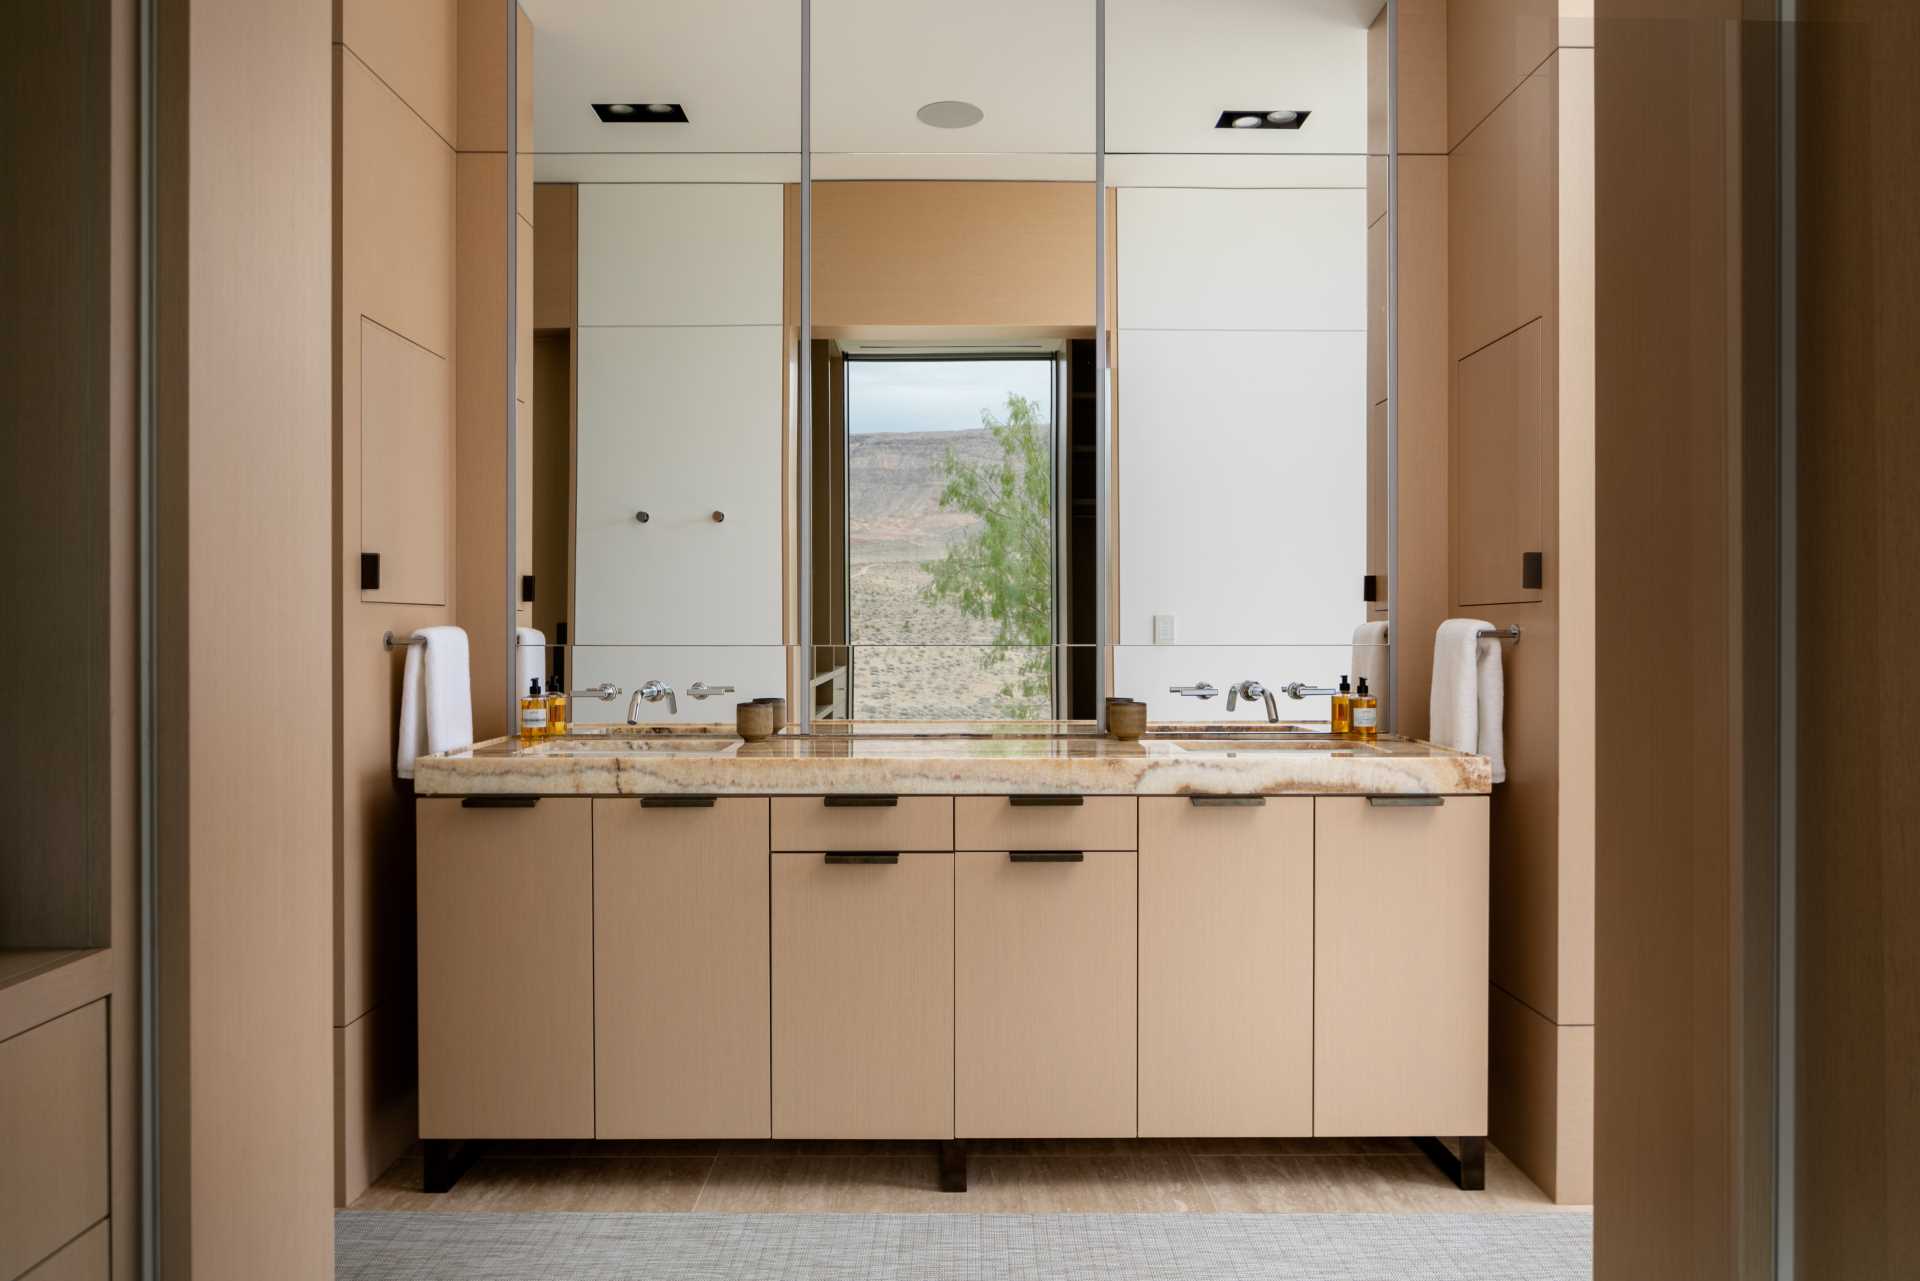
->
522, 0, 1375, 180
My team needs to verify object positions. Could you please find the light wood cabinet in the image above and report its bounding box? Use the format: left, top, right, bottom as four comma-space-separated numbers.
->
417, 798, 593, 1137
771, 796, 952, 852
956, 850, 1136, 1138
772, 850, 953, 1139
1138, 798, 1314, 1137
0, 1001, 107, 1281
953, 796, 1135, 851
1314, 796, 1489, 1137
593, 799, 770, 1138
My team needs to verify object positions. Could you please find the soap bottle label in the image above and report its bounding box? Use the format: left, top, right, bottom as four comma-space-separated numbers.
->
520, 704, 548, 731
1353, 705, 1377, 731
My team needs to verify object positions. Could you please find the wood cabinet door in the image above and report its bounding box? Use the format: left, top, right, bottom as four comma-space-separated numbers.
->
1453, 318, 1547, 606
771, 850, 953, 1139
417, 798, 593, 1137
1138, 798, 1313, 1137
1313, 796, 1489, 1137
593, 799, 770, 1138
956, 850, 1136, 1138
0, 1001, 106, 1281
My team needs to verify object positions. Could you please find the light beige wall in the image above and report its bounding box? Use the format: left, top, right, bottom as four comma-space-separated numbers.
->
331, 0, 457, 1207
154, 0, 335, 1273
810, 181, 1095, 333
1441, 2, 1594, 1204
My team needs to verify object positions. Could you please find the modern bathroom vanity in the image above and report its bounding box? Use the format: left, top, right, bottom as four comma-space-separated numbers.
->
413, 728, 1491, 1194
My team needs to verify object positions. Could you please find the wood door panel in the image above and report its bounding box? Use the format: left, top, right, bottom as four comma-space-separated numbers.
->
594, 799, 770, 1138
771, 797, 952, 852
1314, 796, 1489, 1137
359, 317, 453, 606
956, 850, 1136, 1138
1138, 798, 1314, 1137
1454, 318, 1547, 606
771, 851, 953, 1138
417, 799, 594, 1137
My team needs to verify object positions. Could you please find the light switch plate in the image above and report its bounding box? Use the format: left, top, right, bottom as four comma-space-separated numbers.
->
1152, 614, 1176, 645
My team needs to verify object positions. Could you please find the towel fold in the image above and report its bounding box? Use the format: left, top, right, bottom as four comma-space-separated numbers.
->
515, 626, 547, 697
1430, 618, 1506, 783
397, 626, 473, 780
1351, 620, 1390, 717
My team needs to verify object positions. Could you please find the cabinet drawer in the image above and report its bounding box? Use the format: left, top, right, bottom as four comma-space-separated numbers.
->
772, 850, 953, 1138
0, 1001, 107, 1281
954, 796, 1136, 851
956, 850, 1136, 1138
594, 798, 771, 1138
418, 798, 594, 1138
1138, 797, 1313, 1137
19, 1220, 107, 1281
771, 796, 952, 852
1314, 796, 1489, 1137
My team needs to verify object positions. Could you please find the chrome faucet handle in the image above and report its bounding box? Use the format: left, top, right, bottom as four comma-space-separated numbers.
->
628, 680, 678, 721
1169, 682, 1219, 700
688, 681, 735, 701
1281, 681, 1339, 701
572, 682, 622, 703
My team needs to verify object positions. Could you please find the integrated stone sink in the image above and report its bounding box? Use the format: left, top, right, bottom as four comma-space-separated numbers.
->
1166, 738, 1383, 754
539, 736, 738, 755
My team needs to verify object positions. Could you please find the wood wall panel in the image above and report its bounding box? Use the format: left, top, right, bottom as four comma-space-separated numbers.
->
20, 1220, 108, 1281
332, 999, 417, 1207
155, 0, 336, 1271
811, 182, 1095, 332
1449, 67, 1555, 364
1795, 3, 1920, 1276
339, 0, 457, 145
532, 183, 576, 330
1447, 0, 1557, 150
0, 0, 110, 951
0, 1001, 108, 1281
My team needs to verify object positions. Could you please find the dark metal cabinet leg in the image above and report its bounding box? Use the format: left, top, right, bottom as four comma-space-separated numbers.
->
422, 1139, 471, 1194
1414, 1135, 1486, 1191
939, 1140, 968, 1193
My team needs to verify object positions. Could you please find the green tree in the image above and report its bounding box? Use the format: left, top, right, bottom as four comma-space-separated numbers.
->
920, 393, 1054, 718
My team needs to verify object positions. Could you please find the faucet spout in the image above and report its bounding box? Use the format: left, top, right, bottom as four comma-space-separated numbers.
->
628, 679, 678, 721
1229, 680, 1281, 724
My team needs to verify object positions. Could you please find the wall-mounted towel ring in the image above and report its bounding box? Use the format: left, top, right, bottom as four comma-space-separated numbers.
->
383, 631, 427, 651
1476, 624, 1521, 644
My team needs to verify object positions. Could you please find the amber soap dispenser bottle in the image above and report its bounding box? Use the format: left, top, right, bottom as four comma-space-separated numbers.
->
1331, 675, 1353, 734
519, 678, 550, 741
1351, 676, 1378, 739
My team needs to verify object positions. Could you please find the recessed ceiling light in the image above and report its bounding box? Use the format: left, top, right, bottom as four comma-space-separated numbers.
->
1214, 108, 1311, 131
593, 102, 688, 123
916, 100, 985, 129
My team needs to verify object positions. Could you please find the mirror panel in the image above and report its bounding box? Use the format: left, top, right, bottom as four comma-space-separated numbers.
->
1106, 0, 1384, 725
524, 0, 801, 722
806, 1, 1099, 723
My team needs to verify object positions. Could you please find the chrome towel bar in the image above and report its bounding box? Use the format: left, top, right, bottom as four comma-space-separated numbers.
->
1476, 624, 1522, 643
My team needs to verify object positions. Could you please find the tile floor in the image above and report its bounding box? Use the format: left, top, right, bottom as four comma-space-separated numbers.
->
351, 1139, 1579, 1215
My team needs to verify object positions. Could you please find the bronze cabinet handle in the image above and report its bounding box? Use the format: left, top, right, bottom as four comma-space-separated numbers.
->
1009, 851, 1084, 863
824, 795, 898, 808
1366, 795, 1445, 808
1189, 795, 1266, 807
1009, 795, 1085, 807
824, 852, 899, 865
641, 796, 717, 808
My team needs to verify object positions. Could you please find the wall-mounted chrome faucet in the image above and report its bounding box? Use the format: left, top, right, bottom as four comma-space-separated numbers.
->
1226, 680, 1280, 722
628, 680, 677, 720
573, 682, 622, 703
688, 681, 734, 701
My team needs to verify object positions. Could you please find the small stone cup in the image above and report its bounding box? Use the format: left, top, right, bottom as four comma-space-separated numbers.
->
752, 696, 788, 733
736, 701, 775, 742
1106, 697, 1146, 742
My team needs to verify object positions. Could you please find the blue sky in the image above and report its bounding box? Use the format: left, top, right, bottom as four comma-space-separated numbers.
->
847, 359, 1054, 435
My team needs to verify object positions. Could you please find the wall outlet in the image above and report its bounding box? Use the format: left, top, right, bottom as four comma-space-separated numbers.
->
1152, 614, 1176, 645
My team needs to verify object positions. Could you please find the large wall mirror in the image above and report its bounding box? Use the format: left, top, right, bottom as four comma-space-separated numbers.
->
518, 0, 1393, 730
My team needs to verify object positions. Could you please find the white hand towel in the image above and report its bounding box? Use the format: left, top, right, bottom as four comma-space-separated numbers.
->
1430, 618, 1506, 783
515, 626, 547, 698
396, 626, 474, 780
1351, 620, 1390, 714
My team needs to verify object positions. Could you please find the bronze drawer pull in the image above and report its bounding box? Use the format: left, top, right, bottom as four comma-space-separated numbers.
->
641, 795, 717, 808
1009, 851, 1084, 863
824, 795, 898, 808
460, 795, 539, 808
1366, 795, 1445, 807
1009, 795, 1084, 807
1189, 795, 1266, 807
824, 852, 900, 865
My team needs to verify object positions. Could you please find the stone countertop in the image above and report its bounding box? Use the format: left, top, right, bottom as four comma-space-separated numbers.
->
412, 727, 1490, 798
